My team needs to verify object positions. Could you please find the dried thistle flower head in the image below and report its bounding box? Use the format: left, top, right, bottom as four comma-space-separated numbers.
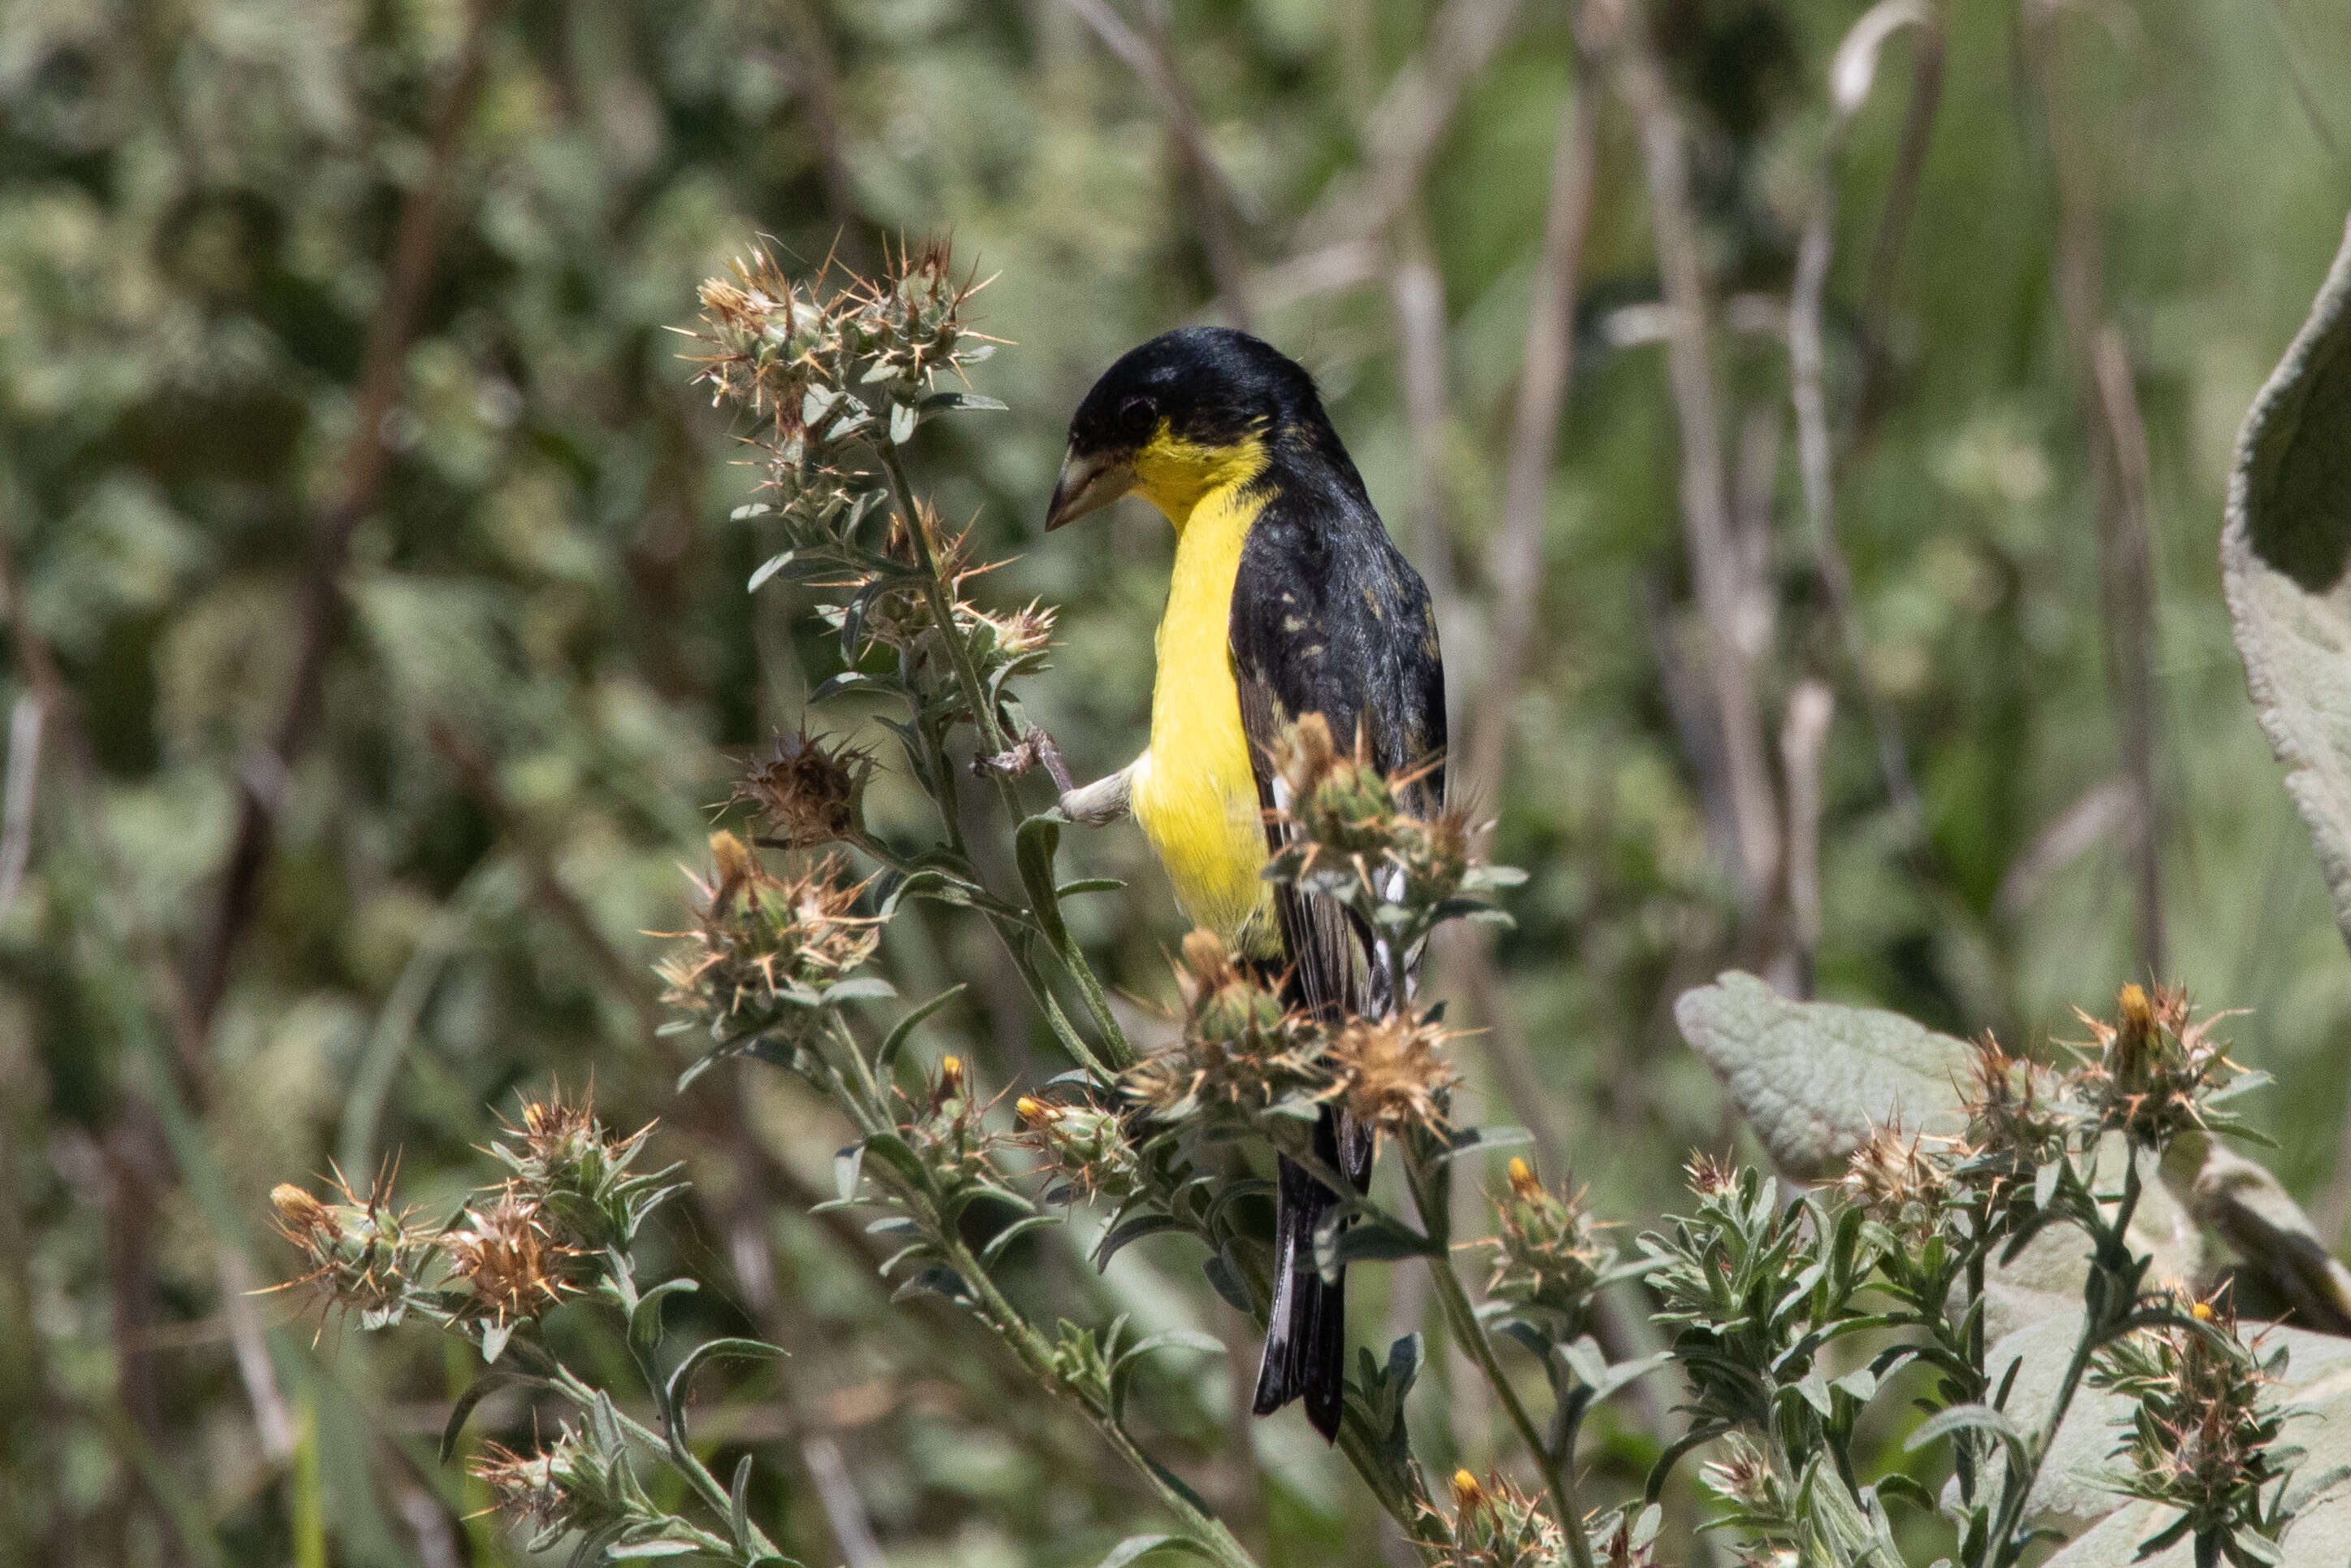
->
1422, 1467, 1567, 1568
1840, 1124, 1952, 1236
1015, 1096, 1137, 1204
733, 728, 873, 850
892, 1053, 1005, 1199
267, 1165, 438, 1332
1325, 1010, 1456, 1138
471, 1427, 632, 1549
1123, 929, 1329, 1126
1272, 713, 1400, 860
1685, 1151, 1736, 1200
442, 1192, 580, 1327
487, 1089, 673, 1252
1485, 1157, 1610, 1324
2090, 1286, 2290, 1553
656, 838, 878, 1032
1956, 1032, 2070, 1192
2073, 984, 2241, 1148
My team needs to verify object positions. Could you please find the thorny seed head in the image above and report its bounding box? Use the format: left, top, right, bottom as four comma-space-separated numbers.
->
1272, 713, 1401, 860
1484, 1157, 1610, 1325
1324, 1010, 1456, 1138
2090, 1286, 2290, 1541
655, 835, 878, 1031
470, 1428, 630, 1545
1840, 1123, 1953, 1238
1015, 1095, 1138, 1205
486, 1089, 670, 1252
732, 729, 874, 851
1594, 1505, 1664, 1568
1702, 1434, 1780, 1514
1685, 1151, 1736, 1200
1123, 929, 1329, 1126
895, 1053, 1005, 1197
1422, 1467, 1568, 1568
267, 1166, 438, 1330
442, 1193, 580, 1326
2073, 984, 2242, 1148
1956, 1032, 2070, 1199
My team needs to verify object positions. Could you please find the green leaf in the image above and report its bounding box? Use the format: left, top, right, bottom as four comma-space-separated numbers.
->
438, 1373, 519, 1462
876, 983, 967, 1078
1094, 1212, 1184, 1267
1906, 1402, 2028, 1466
628, 1277, 698, 1352
665, 1338, 785, 1420
1110, 1329, 1226, 1424
889, 400, 919, 443
921, 390, 1009, 413
980, 1213, 1059, 1263
2226, 212, 2351, 955
1093, 1534, 1218, 1568
608, 1543, 700, 1558
1430, 1124, 1535, 1165
1673, 971, 1974, 1178
1015, 815, 1070, 950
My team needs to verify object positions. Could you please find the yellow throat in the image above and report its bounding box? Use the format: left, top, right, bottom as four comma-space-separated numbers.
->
1128, 429, 1278, 953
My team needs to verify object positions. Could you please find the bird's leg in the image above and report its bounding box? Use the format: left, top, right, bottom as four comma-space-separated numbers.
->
1058, 764, 1133, 827
973, 725, 1132, 825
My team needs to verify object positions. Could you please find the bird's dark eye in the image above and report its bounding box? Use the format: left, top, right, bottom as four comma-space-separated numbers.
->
1118, 397, 1157, 437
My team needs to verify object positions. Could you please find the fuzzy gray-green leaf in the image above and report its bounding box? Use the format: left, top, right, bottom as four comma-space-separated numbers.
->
1673, 971, 1974, 1178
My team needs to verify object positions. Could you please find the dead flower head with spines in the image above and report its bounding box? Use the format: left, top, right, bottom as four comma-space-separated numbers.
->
442, 1191, 581, 1328
655, 833, 878, 1034
470, 1426, 640, 1551
1122, 928, 1329, 1126
1325, 1010, 1457, 1139
733, 727, 874, 851
1485, 1157, 1610, 1325
1424, 1467, 1569, 1568
268, 1165, 439, 1332
2074, 983, 2245, 1148
1840, 1123, 1954, 1239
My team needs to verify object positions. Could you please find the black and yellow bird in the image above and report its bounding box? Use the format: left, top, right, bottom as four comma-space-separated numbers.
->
1044, 326, 1447, 1441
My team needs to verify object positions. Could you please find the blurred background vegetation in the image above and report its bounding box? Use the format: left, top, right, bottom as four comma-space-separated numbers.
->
2, 0, 2349, 1563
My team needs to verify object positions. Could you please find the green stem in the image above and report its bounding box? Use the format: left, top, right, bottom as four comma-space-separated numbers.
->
1404, 1146, 1593, 1568
1991, 1151, 2146, 1568
873, 439, 1134, 1072
926, 1213, 1262, 1568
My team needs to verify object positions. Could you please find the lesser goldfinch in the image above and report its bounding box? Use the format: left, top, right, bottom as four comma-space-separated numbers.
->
1045, 326, 1447, 1441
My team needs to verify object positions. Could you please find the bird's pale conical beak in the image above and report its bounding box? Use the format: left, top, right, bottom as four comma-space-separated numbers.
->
1044, 447, 1135, 532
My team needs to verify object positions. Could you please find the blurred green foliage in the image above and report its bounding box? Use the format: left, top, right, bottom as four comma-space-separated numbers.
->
2, 0, 2349, 1563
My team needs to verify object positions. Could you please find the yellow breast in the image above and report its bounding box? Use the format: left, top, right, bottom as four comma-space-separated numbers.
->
1128, 441, 1277, 953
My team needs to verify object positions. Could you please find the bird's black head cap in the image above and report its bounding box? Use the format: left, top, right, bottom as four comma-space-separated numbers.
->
1066, 326, 1326, 459
1046, 327, 1338, 530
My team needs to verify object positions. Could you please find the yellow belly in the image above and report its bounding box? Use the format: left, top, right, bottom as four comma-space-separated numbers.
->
1130, 477, 1276, 952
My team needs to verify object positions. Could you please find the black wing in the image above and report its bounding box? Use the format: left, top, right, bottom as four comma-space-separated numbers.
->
1229, 461, 1448, 1019
1232, 455, 1447, 1440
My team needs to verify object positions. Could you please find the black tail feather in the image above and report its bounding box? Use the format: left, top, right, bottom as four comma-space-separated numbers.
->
1252, 1109, 1367, 1441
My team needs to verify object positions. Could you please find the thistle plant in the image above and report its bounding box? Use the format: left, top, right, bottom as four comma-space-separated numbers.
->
1642, 986, 2318, 1568
274, 243, 2333, 1568
270, 1096, 789, 1564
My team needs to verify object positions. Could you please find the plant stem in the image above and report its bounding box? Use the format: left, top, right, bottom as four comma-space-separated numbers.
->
1404, 1146, 1594, 1568
872, 438, 1136, 1073
1990, 1151, 2146, 1567
928, 1218, 1262, 1568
